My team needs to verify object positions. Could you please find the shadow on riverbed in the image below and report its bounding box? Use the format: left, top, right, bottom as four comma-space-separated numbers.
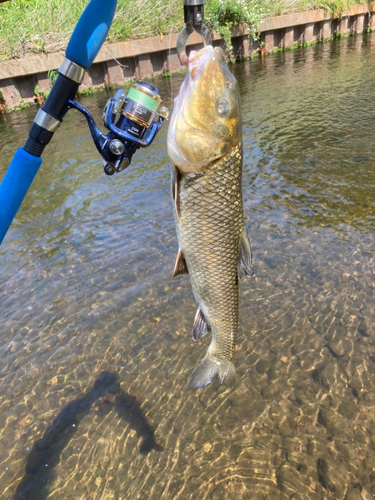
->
14, 372, 162, 500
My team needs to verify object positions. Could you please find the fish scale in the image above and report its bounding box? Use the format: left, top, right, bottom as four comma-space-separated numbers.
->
177, 145, 244, 362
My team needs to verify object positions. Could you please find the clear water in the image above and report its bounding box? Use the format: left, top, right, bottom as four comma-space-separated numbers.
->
0, 34, 375, 500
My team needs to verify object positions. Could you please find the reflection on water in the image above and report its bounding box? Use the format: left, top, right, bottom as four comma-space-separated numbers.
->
0, 34, 375, 499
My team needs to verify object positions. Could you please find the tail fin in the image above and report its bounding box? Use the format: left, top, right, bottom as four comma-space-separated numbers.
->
186, 354, 236, 391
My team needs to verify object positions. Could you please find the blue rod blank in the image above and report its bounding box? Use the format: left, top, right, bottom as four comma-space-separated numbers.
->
66, 0, 118, 69
0, 148, 42, 244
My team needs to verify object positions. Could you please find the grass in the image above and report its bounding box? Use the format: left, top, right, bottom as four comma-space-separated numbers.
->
268, 0, 368, 17
0, 0, 370, 62
0, 0, 183, 61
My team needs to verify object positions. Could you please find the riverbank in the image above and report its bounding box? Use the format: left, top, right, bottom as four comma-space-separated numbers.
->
1, 2, 374, 111
0, 0, 369, 62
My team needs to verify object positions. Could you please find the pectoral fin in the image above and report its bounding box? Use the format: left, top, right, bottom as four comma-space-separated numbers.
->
192, 306, 211, 341
238, 226, 254, 278
173, 249, 188, 278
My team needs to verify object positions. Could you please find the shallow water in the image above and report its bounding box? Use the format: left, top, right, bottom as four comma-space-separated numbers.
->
0, 33, 375, 500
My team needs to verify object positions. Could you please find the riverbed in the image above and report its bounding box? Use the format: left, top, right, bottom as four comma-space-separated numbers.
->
0, 33, 375, 499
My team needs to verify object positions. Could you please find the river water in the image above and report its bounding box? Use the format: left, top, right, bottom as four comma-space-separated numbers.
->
0, 33, 375, 500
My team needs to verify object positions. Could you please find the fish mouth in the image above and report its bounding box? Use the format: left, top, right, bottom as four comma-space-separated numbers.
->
188, 46, 224, 81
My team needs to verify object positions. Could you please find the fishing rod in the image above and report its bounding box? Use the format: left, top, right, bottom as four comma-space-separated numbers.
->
0, 0, 169, 245
0, 0, 212, 246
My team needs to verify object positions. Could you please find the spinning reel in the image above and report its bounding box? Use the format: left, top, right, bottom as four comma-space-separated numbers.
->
68, 81, 169, 175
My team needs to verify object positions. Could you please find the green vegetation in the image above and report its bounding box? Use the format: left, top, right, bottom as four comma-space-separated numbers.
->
33, 83, 43, 95
9, 99, 31, 112
268, 0, 367, 18
0, 0, 183, 61
47, 69, 58, 85
77, 87, 105, 96
205, 0, 271, 59
0, 0, 370, 62
0, 89, 6, 112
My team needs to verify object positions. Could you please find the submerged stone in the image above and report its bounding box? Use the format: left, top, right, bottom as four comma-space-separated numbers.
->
329, 338, 353, 358
344, 487, 363, 500
316, 458, 346, 499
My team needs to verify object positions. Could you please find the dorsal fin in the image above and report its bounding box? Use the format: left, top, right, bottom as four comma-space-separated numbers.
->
173, 249, 188, 278
192, 306, 211, 341
238, 225, 254, 278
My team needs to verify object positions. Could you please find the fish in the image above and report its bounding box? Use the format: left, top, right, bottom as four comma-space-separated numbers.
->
167, 45, 253, 390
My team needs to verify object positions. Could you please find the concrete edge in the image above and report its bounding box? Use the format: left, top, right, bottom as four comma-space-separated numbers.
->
0, 31, 223, 81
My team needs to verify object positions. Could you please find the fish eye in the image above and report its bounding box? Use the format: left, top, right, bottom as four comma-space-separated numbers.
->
216, 99, 230, 117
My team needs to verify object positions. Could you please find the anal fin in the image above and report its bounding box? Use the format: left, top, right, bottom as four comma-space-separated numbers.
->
238, 225, 254, 278
173, 249, 188, 278
192, 306, 211, 341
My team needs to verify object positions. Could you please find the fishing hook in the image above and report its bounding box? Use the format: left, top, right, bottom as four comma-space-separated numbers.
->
177, 0, 212, 66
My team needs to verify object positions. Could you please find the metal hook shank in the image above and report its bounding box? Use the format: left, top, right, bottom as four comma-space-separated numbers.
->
177, 23, 212, 66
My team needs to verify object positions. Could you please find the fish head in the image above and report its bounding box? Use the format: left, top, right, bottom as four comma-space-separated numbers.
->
167, 45, 241, 173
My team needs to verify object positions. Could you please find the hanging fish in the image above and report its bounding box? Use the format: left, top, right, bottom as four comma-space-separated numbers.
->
167, 45, 253, 390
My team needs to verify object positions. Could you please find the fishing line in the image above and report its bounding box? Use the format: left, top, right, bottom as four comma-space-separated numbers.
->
168, 26, 174, 110
211, 4, 223, 37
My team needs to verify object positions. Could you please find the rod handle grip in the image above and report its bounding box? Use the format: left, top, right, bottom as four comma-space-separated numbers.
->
66, 0, 117, 69
0, 148, 42, 244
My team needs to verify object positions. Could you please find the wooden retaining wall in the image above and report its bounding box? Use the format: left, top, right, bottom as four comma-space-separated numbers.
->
1, 2, 375, 110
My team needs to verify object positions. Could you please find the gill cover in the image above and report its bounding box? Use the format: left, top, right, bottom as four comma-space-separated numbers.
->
167, 46, 241, 173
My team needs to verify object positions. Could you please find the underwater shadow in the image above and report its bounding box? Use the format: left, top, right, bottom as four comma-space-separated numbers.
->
14, 372, 162, 500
